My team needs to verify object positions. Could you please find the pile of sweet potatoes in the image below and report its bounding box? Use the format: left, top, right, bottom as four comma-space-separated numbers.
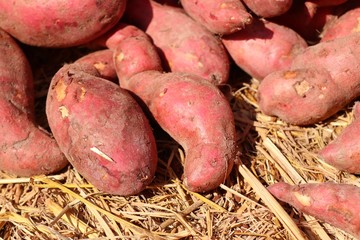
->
1, 0, 360, 238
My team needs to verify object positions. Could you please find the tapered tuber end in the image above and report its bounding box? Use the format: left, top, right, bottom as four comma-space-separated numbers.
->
267, 182, 292, 202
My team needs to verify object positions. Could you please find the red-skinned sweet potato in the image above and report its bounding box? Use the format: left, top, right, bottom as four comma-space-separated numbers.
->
318, 102, 360, 174
242, 0, 293, 18
321, 7, 360, 42
258, 33, 360, 125
180, 0, 252, 35
112, 29, 238, 192
222, 18, 307, 80
46, 61, 158, 196
268, 182, 360, 239
124, 0, 230, 84
0, 29, 68, 176
0, 0, 127, 47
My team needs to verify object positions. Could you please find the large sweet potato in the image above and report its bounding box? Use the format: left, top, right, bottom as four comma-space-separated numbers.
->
46, 62, 158, 196
222, 19, 307, 80
258, 33, 360, 125
0, 0, 127, 47
180, 0, 252, 35
0, 29, 68, 176
268, 182, 360, 239
124, 0, 230, 84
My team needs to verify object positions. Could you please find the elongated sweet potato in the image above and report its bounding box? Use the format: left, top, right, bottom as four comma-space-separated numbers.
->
321, 7, 360, 42
113, 31, 238, 192
319, 103, 360, 173
222, 18, 307, 80
258, 33, 360, 125
242, 0, 293, 18
0, 0, 127, 47
46, 62, 158, 196
180, 0, 252, 35
0, 29, 68, 176
124, 0, 230, 84
268, 182, 360, 239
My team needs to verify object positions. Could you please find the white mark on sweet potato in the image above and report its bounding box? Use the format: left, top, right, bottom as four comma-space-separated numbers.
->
294, 80, 311, 97
59, 106, 69, 119
93, 62, 106, 72
352, 17, 360, 33
294, 191, 312, 207
159, 88, 168, 97
79, 87, 86, 102
90, 147, 114, 162
116, 52, 125, 62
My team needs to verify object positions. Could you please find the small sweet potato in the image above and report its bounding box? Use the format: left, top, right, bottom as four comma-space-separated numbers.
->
258, 33, 360, 125
242, 0, 293, 18
180, 0, 253, 35
124, 0, 230, 84
268, 182, 360, 239
0, 29, 68, 176
113, 33, 238, 192
0, 0, 127, 47
46, 62, 158, 196
222, 19, 307, 80
319, 103, 360, 173
321, 7, 360, 42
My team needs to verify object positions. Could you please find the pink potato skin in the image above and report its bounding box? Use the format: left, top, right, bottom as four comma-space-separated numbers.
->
319, 103, 360, 174
321, 7, 360, 42
180, 0, 253, 35
124, 0, 230, 84
242, 0, 293, 18
0, 29, 68, 176
268, 182, 360, 239
222, 19, 307, 80
120, 71, 237, 192
258, 33, 360, 125
0, 0, 127, 47
75, 49, 118, 83
46, 63, 158, 196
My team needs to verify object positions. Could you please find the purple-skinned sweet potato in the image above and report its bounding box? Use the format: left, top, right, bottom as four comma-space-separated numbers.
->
180, 0, 252, 35
0, 0, 127, 47
318, 102, 360, 174
46, 62, 158, 196
258, 33, 360, 125
0, 28, 68, 176
268, 182, 360, 239
242, 0, 293, 18
124, 0, 230, 84
113, 31, 238, 192
222, 18, 308, 80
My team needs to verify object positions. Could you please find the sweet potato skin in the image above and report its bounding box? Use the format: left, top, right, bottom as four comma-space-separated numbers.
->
180, 0, 252, 35
46, 64, 158, 195
222, 19, 307, 80
242, 0, 293, 18
0, 0, 127, 47
124, 0, 230, 84
319, 103, 360, 173
268, 182, 360, 239
0, 29, 68, 176
258, 33, 360, 125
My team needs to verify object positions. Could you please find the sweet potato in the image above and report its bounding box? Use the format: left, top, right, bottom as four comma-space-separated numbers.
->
242, 0, 293, 18
321, 7, 360, 42
124, 0, 230, 84
180, 0, 253, 35
0, 29, 68, 176
221, 19, 307, 80
46, 62, 158, 196
268, 182, 360, 239
318, 103, 360, 174
113, 31, 238, 192
258, 33, 360, 125
0, 0, 127, 47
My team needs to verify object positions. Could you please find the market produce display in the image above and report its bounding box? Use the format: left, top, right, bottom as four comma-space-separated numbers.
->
1, 0, 360, 239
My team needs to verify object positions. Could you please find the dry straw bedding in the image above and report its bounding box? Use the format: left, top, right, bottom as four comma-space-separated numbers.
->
0, 47, 358, 240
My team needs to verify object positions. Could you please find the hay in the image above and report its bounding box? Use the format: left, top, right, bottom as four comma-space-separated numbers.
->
0, 46, 358, 240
